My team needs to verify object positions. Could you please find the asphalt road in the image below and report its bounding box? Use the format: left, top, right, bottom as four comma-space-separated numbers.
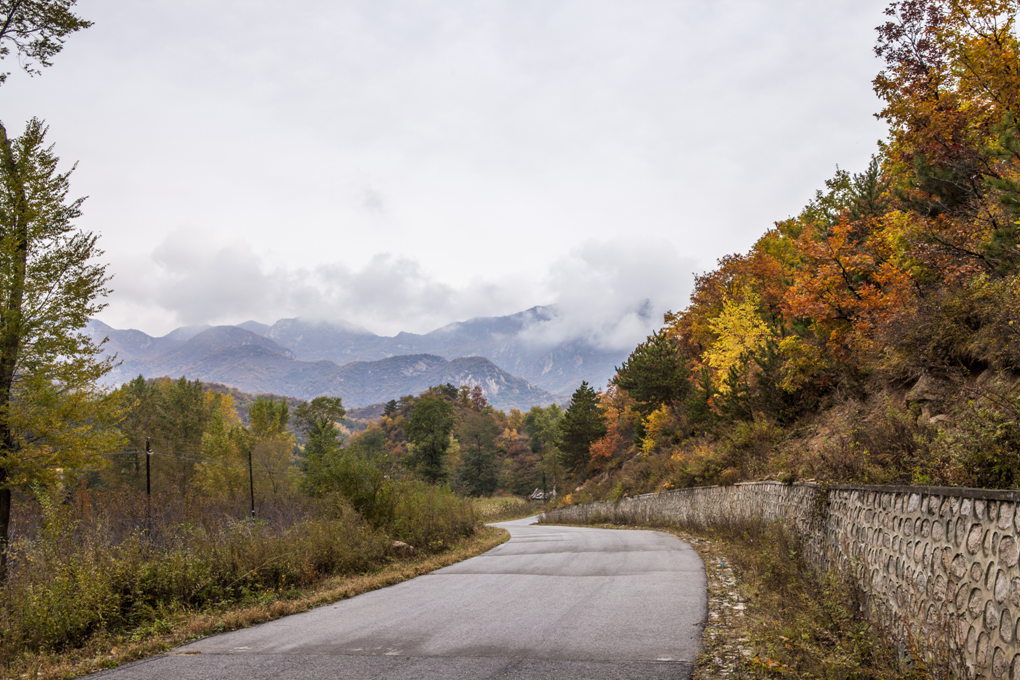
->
90, 516, 706, 680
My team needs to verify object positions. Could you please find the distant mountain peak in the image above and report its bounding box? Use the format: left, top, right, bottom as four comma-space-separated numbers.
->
91, 304, 632, 401
237, 320, 271, 335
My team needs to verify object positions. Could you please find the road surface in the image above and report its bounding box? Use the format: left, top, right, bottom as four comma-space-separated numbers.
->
90, 516, 706, 680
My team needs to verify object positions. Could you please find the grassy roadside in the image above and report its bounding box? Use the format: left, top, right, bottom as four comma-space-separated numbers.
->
4, 525, 508, 680
472, 496, 542, 522
544, 521, 931, 680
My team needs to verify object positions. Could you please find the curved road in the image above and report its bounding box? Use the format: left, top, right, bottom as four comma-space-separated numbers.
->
91, 517, 706, 680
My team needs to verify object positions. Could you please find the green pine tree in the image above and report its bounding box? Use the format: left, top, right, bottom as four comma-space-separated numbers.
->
613, 329, 690, 417
558, 382, 607, 474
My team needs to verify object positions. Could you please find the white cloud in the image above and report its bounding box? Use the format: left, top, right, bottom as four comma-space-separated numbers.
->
15, 0, 890, 342
524, 239, 696, 350
99, 234, 696, 346
102, 232, 531, 335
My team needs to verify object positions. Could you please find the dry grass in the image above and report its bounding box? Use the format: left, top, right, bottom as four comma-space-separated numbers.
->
471, 495, 538, 522
4, 526, 508, 680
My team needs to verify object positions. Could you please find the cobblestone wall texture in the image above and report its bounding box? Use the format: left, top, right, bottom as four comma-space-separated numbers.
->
540, 482, 1020, 679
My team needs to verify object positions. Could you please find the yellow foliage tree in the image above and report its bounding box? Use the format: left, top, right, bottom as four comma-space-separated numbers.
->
640, 405, 675, 455
702, 291, 772, 391
194, 394, 297, 513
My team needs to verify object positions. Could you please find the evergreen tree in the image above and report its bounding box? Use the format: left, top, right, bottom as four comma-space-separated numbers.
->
557, 382, 607, 474
613, 329, 690, 417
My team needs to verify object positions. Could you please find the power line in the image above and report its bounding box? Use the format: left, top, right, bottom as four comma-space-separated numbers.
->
103, 449, 248, 469
153, 451, 248, 469
101, 441, 260, 520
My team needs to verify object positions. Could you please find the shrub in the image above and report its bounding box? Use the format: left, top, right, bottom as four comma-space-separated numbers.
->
386, 481, 476, 552
935, 387, 1020, 488
0, 483, 470, 666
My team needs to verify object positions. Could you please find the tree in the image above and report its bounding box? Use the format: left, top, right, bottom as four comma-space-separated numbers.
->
113, 377, 214, 495
245, 397, 295, 505
0, 0, 91, 85
455, 410, 500, 496
0, 118, 119, 578
295, 396, 345, 487
613, 329, 690, 417
294, 396, 345, 435
557, 382, 607, 474
469, 385, 488, 411
404, 394, 454, 484
523, 403, 566, 494
702, 291, 773, 390
457, 445, 499, 496
523, 404, 563, 454
248, 395, 288, 437
193, 393, 248, 505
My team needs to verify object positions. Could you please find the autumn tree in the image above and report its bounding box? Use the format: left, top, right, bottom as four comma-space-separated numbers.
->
193, 393, 249, 506
703, 290, 773, 389
245, 396, 295, 504
0, 118, 120, 578
558, 382, 607, 474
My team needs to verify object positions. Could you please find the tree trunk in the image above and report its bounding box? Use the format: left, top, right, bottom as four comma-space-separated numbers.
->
0, 122, 29, 582
0, 481, 8, 581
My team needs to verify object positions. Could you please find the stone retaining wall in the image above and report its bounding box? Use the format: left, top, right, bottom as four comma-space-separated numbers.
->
540, 482, 1020, 679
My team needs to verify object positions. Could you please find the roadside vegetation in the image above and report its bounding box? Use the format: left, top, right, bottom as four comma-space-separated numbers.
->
3, 524, 506, 680
473, 495, 539, 522
560, 521, 931, 680
690, 523, 933, 680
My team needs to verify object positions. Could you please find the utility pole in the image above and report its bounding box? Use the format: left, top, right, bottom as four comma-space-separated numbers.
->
145, 437, 152, 535
248, 445, 255, 519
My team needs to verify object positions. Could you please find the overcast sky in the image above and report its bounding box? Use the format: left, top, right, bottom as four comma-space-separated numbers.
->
3, 0, 889, 345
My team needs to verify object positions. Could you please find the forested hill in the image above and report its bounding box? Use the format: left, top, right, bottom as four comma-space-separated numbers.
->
555, 1, 1020, 501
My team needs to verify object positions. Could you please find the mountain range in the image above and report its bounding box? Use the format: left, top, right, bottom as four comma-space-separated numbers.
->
88, 306, 635, 411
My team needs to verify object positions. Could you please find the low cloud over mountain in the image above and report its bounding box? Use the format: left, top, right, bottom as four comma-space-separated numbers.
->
101, 237, 695, 356
89, 303, 650, 409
